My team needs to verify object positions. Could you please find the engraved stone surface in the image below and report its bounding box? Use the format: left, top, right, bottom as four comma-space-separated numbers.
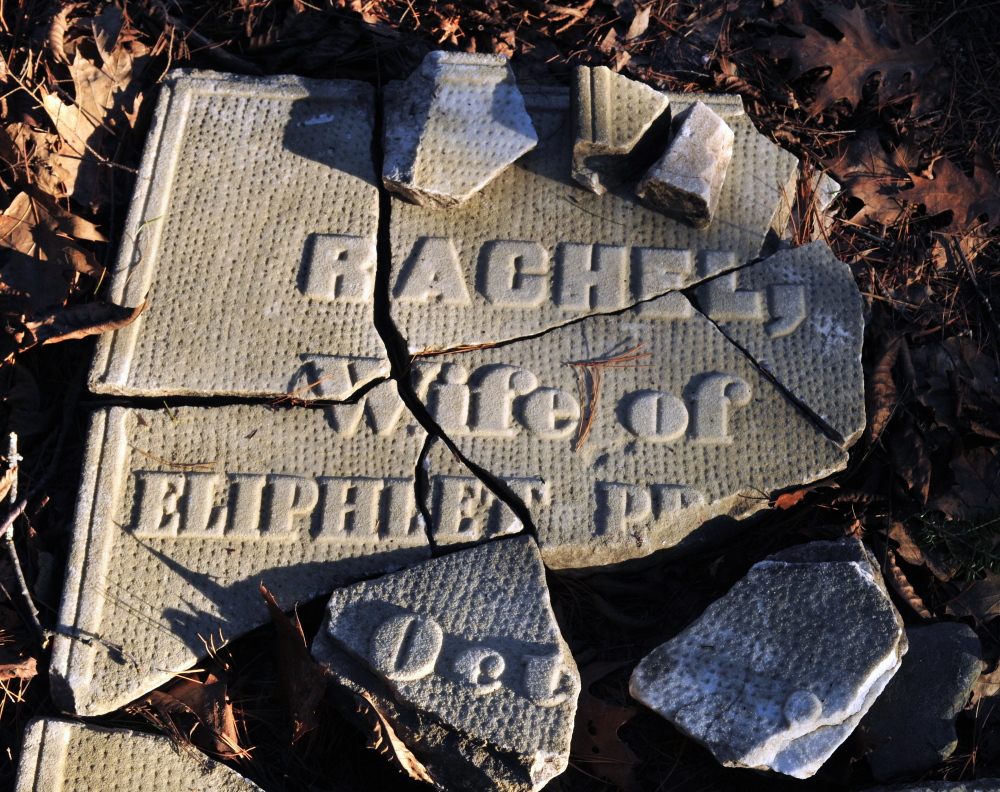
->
415, 297, 848, 569
861, 623, 982, 780
695, 241, 865, 446
390, 87, 799, 353
383, 51, 538, 209
637, 101, 735, 229
571, 65, 670, 195
313, 535, 579, 792
15, 718, 263, 792
630, 538, 907, 779
51, 383, 429, 716
89, 70, 388, 398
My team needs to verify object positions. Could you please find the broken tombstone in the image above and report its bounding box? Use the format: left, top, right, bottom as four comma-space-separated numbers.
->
89, 70, 389, 398
51, 382, 433, 716
629, 538, 906, 779
382, 51, 538, 208
414, 290, 849, 569
571, 65, 670, 194
389, 87, 797, 352
637, 100, 735, 229
694, 240, 865, 446
861, 623, 982, 780
15, 717, 263, 791
312, 535, 579, 792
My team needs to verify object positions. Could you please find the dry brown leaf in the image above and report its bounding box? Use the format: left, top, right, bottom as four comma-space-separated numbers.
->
260, 585, 327, 742
0, 654, 36, 681
570, 661, 638, 791
929, 446, 1000, 521
897, 151, 1000, 233
625, 5, 650, 40
354, 691, 433, 784
164, 671, 242, 758
866, 335, 904, 444
0, 467, 16, 504
946, 574, 1000, 623
762, 2, 942, 116
883, 549, 933, 619
20, 300, 146, 350
46, 4, 78, 64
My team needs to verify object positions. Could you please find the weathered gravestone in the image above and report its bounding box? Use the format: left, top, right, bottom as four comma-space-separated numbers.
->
51, 386, 433, 716
89, 70, 389, 399
313, 536, 579, 792
388, 87, 798, 353
15, 718, 262, 792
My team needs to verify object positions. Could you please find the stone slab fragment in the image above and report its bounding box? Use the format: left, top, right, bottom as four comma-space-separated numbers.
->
90, 69, 388, 398
695, 240, 865, 446
414, 298, 847, 569
571, 65, 670, 195
862, 623, 982, 780
15, 718, 262, 792
313, 535, 578, 792
637, 101, 735, 229
390, 87, 798, 353
51, 383, 429, 716
383, 52, 537, 208
630, 538, 906, 779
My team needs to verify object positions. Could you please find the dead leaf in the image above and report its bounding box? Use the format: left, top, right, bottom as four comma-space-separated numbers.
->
353, 691, 434, 784
571, 661, 638, 791
0, 653, 36, 681
866, 335, 904, 444
762, 2, 942, 116
897, 151, 1000, 233
946, 574, 1000, 622
46, 4, 78, 64
0, 467, 16, 504
970, 663, 999, 707
162, 670, 242, 758
929, 446, 1000, 521
883, 548, 933, 619
20, 300, 146, 350
260, 584, 327, 742
625, 5, 650, 40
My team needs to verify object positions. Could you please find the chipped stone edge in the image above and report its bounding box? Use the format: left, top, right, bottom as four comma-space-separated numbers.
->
88, 68, 384, 399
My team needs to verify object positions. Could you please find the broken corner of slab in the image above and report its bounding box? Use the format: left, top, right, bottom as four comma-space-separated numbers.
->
695, 240, 865, 447
571, 65, 670, 195
313, 535, 579, 792
16, 717, 263, 791
383, 51, 538, 209
51, 380, 429, 716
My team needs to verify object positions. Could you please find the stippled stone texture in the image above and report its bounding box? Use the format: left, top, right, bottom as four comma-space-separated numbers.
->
51, 384, 429, 716
14, 718, 262, 792
571, 65, 670, 195
313, 536, 579, 792
89, 70, 388, 399
390, 88, 798, 353
695, 240, 865, 446
414, 299, 847, 569
637, 101, 735, 228
630, 538, 906, 779
383, 51, 538, 208
862, 623, 982, 780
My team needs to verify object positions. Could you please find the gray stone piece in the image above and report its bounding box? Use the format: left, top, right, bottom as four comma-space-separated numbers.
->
414, 299, 848, 569
862, 623, 983, 780
571, 65, 670, 195
629, 538, 907, 779
313, 535, 579, 792
90, 69, 389, 399
51, 383, 430, 716
15, 717, 263, 792
383, 51, 538, 209
695, 241, 865, 446
390, 87, 798, 354
636, 100, 735, 229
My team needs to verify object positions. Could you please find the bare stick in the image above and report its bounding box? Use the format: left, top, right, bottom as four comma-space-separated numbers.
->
950, 236, 1000, 338
142, 0, 262, 75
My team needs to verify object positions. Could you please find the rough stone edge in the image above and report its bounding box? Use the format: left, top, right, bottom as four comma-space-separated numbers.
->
88, 68, 386, 399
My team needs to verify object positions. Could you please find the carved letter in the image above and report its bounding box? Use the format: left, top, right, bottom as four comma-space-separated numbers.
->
430, 475, 492, 543
369, 613, 443, 681
380, 478, 420, 539
481, 241, 549, 307
454, 647, 505, 695
765, 284, 807, 338
180, 472, 228, 536
225, 474, 267, 537
621, 390, 688, 442
524, 654, 579, 707
315, 477, 382, 539
690, 374, 751, 444
555, 243, 627, 311
632, 247, 695, 319
426, 363, 471, 435
517, 388, 580, 439
134, 472, 184, 536
326, 381, 410, 437
697, 272, 765, 322
469, 365, 537, 437
595, 482, 652, 536
301, 234, 376, 302
651, 484, 705, 516
393, 237, 471, 305
262, 475, 319, 535
295, 355, 386, 402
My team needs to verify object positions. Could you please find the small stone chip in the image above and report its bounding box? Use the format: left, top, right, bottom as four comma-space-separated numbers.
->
313, 536, 579, 792
383, 51, 538, 208
637, 101, 736, 229
15, 718, 263, 792
629, 538, 906, 779
571, 65, 670, 194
